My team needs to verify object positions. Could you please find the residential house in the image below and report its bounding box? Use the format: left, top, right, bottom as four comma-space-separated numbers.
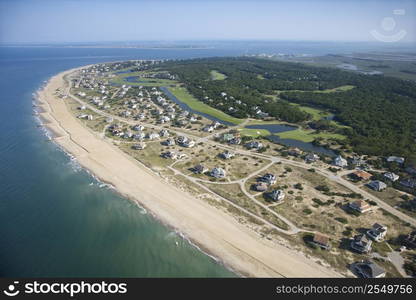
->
161, 151, 186, 160
351, 170, 372, 181
245, 141, 263, 150
252, 182, 268, 192
266, 189, 285, 202
387, 156, 405, 164
222, 133, 235, 142
133, 124, 145, 131
383, 172, 399, 182
133, 132, 146, 140
351, 261, 386, 278
219, 151, 235, 160
288, 147, 302, 157
366, 223, 387, 242
182, 139, 195, 148
333, 155, 348, 167
368, 180, 387, 191
258, 173, 277, 185
310, 233, 331, 250
405, 164, 416, 175
210, 167, 226, 178
304, 153, 319, 163
400, 178, 416, 189
351, 234, 372, 253
349, 200, 372, 213
176, 136, 188, 145
132, 143, 146, 150
404, 231, 416, 249
229, 137, 242, 145
192, 164, 208, 174
147, 132, 160, 140
162, 138, 175, 146
202, 125, 214, 132
159, 129, 169, 137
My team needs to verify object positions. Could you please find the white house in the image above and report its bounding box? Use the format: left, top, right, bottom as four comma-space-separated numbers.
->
210, 167, 226, 178
384, 172, 399, 182
266, 189, 285, 202
333, 155, 348, 167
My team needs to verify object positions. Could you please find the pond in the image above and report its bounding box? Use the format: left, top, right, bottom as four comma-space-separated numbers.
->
245, 124, 336, 157
160, 87, 235, 126
116, 69, 136, 74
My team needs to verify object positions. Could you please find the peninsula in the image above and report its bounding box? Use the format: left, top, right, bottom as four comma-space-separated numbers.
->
36, 58, 416, 278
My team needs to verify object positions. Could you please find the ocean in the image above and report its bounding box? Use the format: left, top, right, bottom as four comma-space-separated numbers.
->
0, 42, 410, 277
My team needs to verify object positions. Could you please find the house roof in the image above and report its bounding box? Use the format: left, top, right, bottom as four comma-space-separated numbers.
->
356, 261, 385, 278
352, 170, 372, 180
351, 200, 370, 209
313, 233, 330, 246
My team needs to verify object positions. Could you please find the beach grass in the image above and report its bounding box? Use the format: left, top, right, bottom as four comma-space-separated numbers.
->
167, 86, 244, 125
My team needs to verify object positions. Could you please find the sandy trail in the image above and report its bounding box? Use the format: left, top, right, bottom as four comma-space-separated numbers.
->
38, 68, 341, 278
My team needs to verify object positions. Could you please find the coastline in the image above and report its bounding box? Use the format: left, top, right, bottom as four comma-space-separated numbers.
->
37, 66, 341, 278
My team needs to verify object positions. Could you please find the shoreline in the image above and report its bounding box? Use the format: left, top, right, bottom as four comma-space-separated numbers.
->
37, 66, 341, 278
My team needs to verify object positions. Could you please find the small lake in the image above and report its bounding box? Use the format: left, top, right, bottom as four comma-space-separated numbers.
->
160, 87, 235, 126
246, 124, 336, 157
116, 69, 136, 74
124, 76, 161, 84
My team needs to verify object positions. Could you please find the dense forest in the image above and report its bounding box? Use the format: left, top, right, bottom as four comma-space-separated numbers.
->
156, 57, 416, 159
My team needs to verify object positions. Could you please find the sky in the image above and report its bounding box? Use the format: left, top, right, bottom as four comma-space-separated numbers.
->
0, 0, 415, 44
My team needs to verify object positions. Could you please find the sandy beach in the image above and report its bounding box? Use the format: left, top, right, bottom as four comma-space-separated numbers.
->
38, 67, 341, 278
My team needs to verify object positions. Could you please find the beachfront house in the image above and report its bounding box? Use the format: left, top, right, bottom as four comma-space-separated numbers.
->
351, 261, 386, 278
310, 233, 331, 250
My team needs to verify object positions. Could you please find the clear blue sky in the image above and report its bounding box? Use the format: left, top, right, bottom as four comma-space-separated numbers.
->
0, 0, 415, 43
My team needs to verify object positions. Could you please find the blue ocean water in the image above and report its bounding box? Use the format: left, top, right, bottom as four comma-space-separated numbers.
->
0, 42, 410, 277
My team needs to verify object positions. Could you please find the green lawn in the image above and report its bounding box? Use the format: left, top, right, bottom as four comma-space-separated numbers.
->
290, 103, 331, 121
167, 87, 244, 125
276, 128, 346, 142
238, 128, 270, 137
246, 119, 286, 126
314, 85, 355, 93
210, 70, 227, 80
